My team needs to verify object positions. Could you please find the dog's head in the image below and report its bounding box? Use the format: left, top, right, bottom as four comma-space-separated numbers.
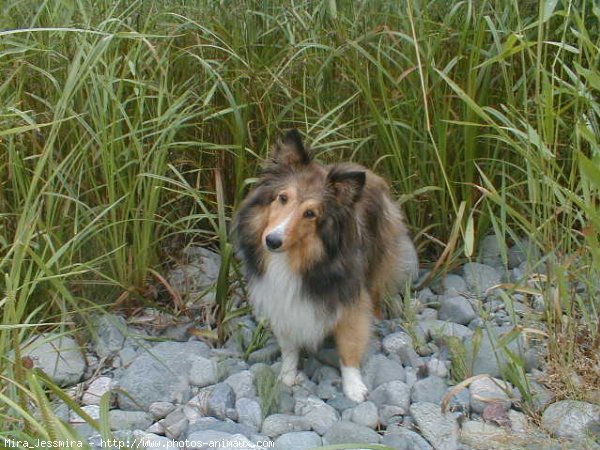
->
239, 130, 365, 271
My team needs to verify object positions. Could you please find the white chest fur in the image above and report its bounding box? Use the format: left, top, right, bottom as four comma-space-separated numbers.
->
249, 253, 339, 351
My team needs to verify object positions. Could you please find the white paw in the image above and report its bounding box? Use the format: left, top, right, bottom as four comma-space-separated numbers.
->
341, 365, 368, 403
279, 370, 299, 387
343, 377, 368, 403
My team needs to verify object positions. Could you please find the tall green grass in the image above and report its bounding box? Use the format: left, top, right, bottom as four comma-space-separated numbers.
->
1, 0, 598, 441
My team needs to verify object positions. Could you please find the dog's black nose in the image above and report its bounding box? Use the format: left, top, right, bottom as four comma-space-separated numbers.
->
265, 233, 283, 250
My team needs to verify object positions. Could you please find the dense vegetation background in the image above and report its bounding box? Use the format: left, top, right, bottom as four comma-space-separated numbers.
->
0, 0, 598, 441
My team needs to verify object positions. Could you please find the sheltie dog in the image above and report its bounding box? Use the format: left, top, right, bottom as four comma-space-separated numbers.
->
233, 130, 418, 402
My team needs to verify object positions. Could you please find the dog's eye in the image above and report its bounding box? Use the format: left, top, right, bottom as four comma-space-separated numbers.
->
303, 209, 316, 219
278, 193, 288, 204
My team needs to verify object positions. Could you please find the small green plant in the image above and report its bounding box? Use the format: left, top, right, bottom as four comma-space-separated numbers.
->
253, 364, 281, 419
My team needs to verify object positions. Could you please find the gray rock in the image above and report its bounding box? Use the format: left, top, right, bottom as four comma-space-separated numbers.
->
326, 395, 356, 413
418, 287, 437, 305
312, 365, 340, 383
189, 356, 218, 388
322, 420, 381, 445
186, 417, 255, 438
478, 235, 504, 268
248, 343, 280, 364
411, 376, 447, 404
382, 426, 433, 450
508, 238, 539, 269
295, 395, 339, 436
426, 357, 448, 378
432, 274, 468, 295
70, 405, 100, 423
207, 383, 236, 420
92, 314, 128, 358
315, 379, 339, 400
167, 247, 220, 306
236, 397, 262, 431
369, 380, 411, 412
278, 389, 295, 414
262, 414, 311, 438
382, 331, 414, 356
108, 410, 152, 431
82, 376, 112, 406
378, 405, 405, 425
363, 353, 405, 390
439, 296, 476, 325
341, 400, 378, 429
117, 341, 210, 410
410, 402, 459, 450
463, 263, 501, 297
418, 320, 473, 343
162, 407, 188, 439
464, 328, 527, 378
541, 400, 600, 439
24, 333, 86, 387
149, 401, 176, 420
469, 377, 512, 414
529, 380, 554, 413
421, 307, 439, 321
274, 431, 321, 450
224, 370, 256, 399
218, 358, 248, 380
460, 420, 509, 446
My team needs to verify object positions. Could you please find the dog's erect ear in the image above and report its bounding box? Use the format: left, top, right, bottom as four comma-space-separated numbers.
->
272, 129, 312, 167
327, 166, 366, 205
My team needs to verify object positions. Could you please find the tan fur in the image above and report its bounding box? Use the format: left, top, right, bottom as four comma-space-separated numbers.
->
334, 291, 373, 368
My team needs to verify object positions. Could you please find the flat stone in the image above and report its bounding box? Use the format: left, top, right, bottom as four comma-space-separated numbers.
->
382, 331, 414, 357
189, 356, 218, 388
186, 417, 255, 439
116, 340, 210, 410
426, 357, 448, 378
108, 410, 152, 431
382, 426, 433, 450
322, 420, 381, 445
261, 414, 311, 438
431, 274, 468, 295
410, 402, 459, 450
82, 377, 112, 406
469, 377, 512, 414
341, 400, 378, 429
463, 263, 501, 297
162, 407, 188, 439
439, 296, 476, 325
92, 314, 128, 358
411, 376, 447, 404
295, 395, 339, 436
149, 401, 176, 420
167, 247, 220, 306
274, 431, 322, 450
464, 328, 528, 378
418, 320, 473, 342
478, 235, 504, 268
24, 333, 86, 387
541, 400, 600, 439
363, 353, 405, 390
224, 370, 256, 399
207, 382, 236, 420
236, 397, 262, 431
368, 380, 411, 412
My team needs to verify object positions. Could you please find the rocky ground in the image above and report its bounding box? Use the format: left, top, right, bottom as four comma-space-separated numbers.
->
23, 239, 600, 449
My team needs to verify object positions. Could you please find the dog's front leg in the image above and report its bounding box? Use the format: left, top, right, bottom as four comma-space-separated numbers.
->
334, 295, 371, 403
278, 338, 300, 386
